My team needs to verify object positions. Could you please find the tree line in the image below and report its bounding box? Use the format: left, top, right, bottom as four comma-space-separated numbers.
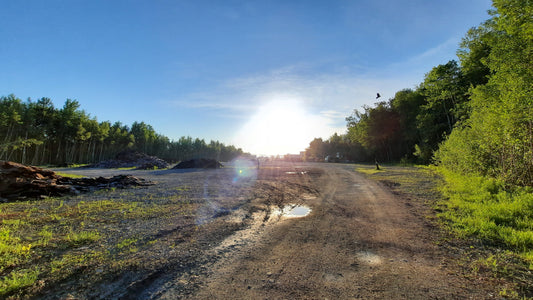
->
0, 96, 243, 165
306, 0, 531, 187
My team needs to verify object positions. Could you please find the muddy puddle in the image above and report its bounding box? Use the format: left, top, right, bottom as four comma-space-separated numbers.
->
273, 204, 312, 218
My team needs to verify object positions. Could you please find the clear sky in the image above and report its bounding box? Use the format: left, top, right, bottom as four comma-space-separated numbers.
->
1, 0, 493, 156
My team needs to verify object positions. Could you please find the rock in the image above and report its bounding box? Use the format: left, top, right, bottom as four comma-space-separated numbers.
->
0, 160, 154, 202
172, 158, 223, 169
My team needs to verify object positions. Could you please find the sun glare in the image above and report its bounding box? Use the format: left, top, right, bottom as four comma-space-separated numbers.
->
234, 96, 333, 156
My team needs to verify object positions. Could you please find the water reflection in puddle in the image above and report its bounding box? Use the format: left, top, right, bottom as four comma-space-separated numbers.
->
273, 204, 312, 218
285, 171, 307, 175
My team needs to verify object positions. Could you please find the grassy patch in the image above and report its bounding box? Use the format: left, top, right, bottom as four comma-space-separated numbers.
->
438, 168, 533, 262
354, 164, 443, 202
355, 167, 385, 175
0, 268, 40, 296
0, 188, 196, 298
354, 164, 533, 298
67, 230, 100, 247
116, 166, 137, 170
54, 172, 85, 178
116, 238, 138, 253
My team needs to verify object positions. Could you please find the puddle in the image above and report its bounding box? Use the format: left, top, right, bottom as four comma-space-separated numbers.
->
285, 171, 307, 175
273, 204, 312, 218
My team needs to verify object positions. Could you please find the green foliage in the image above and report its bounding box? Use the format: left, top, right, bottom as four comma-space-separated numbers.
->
304, 134, 367, 162
436, 0, 533, 186
346, 101, 403, 162
391, 89, 425, 160
0, 96, 244, 165
415, 60, 470, 162
457, 20, 494, 87
340, 0, 532, 184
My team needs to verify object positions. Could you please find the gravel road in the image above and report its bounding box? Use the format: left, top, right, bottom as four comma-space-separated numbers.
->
165, 163, 494, 299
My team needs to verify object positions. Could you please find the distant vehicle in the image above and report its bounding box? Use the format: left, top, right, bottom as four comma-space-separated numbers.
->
325, 153, 341, 163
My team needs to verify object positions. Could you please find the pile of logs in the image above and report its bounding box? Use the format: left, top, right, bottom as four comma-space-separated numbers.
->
0, 161, 153, 202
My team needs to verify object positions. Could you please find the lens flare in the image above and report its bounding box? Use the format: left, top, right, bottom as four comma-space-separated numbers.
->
231, 157, 258, 183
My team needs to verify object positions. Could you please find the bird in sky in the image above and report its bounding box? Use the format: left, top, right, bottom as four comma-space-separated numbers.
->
376, 93, 381, 99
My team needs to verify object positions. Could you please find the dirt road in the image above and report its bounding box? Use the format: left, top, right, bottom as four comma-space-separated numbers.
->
0, 161, 509, 298
150, 163, 493, 299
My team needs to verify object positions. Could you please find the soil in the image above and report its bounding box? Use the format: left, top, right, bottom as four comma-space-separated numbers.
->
38, 161, 504, 299
172, 158, 223, 169
0, 160, 153, 201
88, 150, 169, 169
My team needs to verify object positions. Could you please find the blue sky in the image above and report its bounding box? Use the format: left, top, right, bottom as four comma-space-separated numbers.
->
1, 0, 493, 155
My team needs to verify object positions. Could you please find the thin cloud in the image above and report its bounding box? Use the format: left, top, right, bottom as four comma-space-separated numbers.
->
166, 62, 419, 132
386, 36, 461, 77
163, 46, 454, 154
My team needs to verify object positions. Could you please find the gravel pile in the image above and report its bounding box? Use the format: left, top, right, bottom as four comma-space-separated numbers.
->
89, 150, 169, 169
172, 158, 223, 169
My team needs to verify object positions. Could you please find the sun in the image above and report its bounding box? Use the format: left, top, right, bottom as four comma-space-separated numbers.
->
233, 97, 332, 156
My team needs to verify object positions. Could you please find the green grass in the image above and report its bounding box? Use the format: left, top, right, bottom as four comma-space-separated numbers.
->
55, 172, 85, 178
354, 164, 443, 201
0, 189, 196, 298
67, 230, 100, 246
355, 167, 385, 175
116, 238, 138, 253
116, 166, 136, 170
438, 168, 533, 262
0, 268, 40, 296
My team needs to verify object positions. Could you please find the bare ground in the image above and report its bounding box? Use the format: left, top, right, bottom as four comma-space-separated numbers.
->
161, 163, 497, 299
7, 161, 504, 299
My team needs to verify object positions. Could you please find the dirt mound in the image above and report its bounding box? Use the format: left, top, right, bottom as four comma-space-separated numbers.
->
172, 158, 223, 169
90, 150, 169, 169
0, 161, 153, 202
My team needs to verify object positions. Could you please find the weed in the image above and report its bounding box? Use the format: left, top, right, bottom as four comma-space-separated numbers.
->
2, 219, 26, 228
67, 230, 100, 247
77, 201, 86, 214
0, 268, 40, 296
50, 250, 105, 275
50, 213, 62, 222
38, 226, 53, 246
116, 238, 138, 253
0, 226, 33, 273
498, 288, 519, 298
